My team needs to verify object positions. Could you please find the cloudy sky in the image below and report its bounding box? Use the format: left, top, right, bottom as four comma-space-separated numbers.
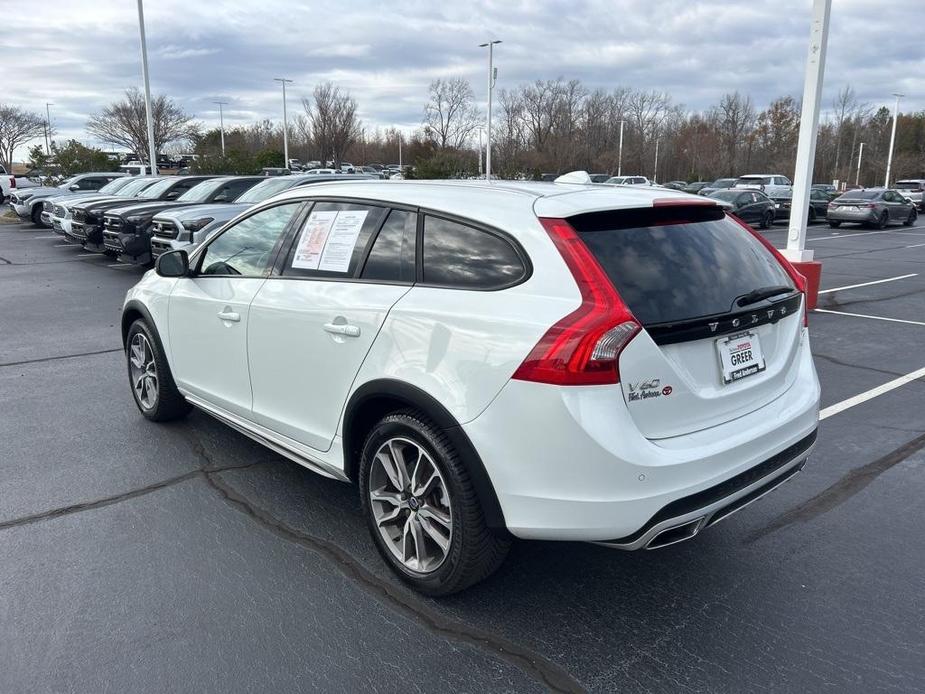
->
4, 0, 924, 158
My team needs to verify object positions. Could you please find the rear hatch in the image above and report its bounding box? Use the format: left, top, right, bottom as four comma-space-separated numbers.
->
570, 205, 803, 439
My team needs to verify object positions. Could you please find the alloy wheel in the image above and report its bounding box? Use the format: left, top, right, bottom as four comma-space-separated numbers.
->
129, 333, 158, 410
369, 437, 453, 574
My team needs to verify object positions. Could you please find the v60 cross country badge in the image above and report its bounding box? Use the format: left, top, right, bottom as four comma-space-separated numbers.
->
627, 378, 673, 402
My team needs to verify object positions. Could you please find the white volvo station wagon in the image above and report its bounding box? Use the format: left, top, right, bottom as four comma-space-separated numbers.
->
122, 180, 820, 594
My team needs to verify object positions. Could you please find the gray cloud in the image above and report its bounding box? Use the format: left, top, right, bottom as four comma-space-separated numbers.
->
3, 0, 923, 158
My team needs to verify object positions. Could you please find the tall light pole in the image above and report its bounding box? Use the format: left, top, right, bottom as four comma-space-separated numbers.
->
653, 138, 659, 183
477, 126, 484, 177
856, 142, 865, 186
884, 93, 904, 188
44, 103, 54, 155
784, 0, 831, 265
213, 100, 227, 156
274, 78, 292, 169
136, 0, 158, 175
479, 39, 501, 181
397, 130, 402, 170
617, 120, 625, 177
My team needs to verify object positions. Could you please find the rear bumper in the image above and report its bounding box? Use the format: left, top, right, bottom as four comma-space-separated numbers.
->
827, 209, 876, 223
462, 330, 820, 543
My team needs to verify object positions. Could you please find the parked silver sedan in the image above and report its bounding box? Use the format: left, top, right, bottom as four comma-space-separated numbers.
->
827, 188, 918, 229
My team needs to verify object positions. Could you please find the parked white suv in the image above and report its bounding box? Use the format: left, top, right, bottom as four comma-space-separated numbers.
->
605, 175, 651, 186
122, 181, 820, 594
734, 174, 793, 197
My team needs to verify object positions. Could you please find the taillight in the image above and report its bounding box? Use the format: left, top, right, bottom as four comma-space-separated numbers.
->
512, 218, 640, 386
729, 215, 808, 327
9, 176, 16, 189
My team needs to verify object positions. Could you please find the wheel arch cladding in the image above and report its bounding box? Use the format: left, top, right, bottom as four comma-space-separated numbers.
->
120, 300, 156, 346
344, 379, 507, 531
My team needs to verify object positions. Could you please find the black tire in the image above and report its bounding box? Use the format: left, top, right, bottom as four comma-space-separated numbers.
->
30, 205, 43, 227
125, 319, 191, 422
759, 211, 773, 230
904, 209, 917, 227
828, 220, 841, 228
359, 411, 510, 596
808, 207, 817, 224
875, 212, 889, 229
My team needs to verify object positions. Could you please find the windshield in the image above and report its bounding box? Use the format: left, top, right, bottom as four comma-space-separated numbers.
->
119, 178, 159, 196
56, 177, 78, 189
139, 178, 178, 199
177, 178, 227, 203
235, 177, 297, 203
896, 181, 922, 190
570, 207, 793, 325
709, 191, 740, 202
710, 178, 736, 188
837, 190, 880, 200
98, 177, 134, 194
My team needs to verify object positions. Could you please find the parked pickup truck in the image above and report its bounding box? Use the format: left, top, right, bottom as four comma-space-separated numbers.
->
1, 165, 39, 203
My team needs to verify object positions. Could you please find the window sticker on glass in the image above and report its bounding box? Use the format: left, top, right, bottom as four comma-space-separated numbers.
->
292, 210, 338, 270
318, 210, 368, 272
291, 209, 369, 272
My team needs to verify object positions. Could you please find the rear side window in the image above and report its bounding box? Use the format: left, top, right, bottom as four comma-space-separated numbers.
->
282, 202, 387, 279
361, 209, 416, 283
570, 207, 793, 325
422, 216, 526, 289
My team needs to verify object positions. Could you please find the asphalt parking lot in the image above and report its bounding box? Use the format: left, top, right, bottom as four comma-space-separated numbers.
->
2, 215, 924, 693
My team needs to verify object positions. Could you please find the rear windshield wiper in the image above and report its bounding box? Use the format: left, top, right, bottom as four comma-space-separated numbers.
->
736, 285, 794, 307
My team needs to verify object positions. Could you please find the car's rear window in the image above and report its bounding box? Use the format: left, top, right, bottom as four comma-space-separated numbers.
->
569, 206, 793, 325
836, 190, 879, 200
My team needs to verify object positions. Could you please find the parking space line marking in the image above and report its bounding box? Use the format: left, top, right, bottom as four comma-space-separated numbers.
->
53, 244, 73, 247
32, 235, 59, 239
818, 274, 917, 294
905, 243, 925, 248
76, 253, 98, 257
820, 366, 925, 420
808, 230, 925, 241
813, 309, 925, 327
107, 263, 130, 267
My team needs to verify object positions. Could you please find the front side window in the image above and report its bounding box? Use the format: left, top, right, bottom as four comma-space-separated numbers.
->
282, 202, 387, 279
210, 178, 260, 203
422, 216, 526, 289
199, 203, 302, 277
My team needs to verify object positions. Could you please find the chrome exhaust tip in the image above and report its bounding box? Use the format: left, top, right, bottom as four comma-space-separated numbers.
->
645, 517, 705, 550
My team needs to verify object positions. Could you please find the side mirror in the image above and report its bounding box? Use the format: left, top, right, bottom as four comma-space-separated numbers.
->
165, 190, 180, 200
155, 249, 190, 277
69, 184, 81, 191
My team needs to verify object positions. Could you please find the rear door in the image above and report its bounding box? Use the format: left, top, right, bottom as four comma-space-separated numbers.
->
570, 205, 803, 439
247, 202, 415, 451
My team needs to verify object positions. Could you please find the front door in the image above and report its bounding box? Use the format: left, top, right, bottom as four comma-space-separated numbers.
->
168, 202, 304, 417
248, 203, 416, 451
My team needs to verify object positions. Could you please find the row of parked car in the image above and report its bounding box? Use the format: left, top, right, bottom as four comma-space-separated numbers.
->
598, 172, 922, 229
7, 171, 376, 265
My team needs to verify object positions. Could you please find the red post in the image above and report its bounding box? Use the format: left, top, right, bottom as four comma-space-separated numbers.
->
791, 261, 822, 310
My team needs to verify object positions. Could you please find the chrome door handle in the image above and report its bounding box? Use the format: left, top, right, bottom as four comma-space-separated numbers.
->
217, 311, 240, 322
323, 322, 360, 337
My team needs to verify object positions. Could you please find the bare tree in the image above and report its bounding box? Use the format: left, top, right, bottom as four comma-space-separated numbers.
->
0, 105, 46, 171
86, 89, 199, 164
711, 92, 755, 174
303, 83, 362, 167
423, 78, 481, 150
